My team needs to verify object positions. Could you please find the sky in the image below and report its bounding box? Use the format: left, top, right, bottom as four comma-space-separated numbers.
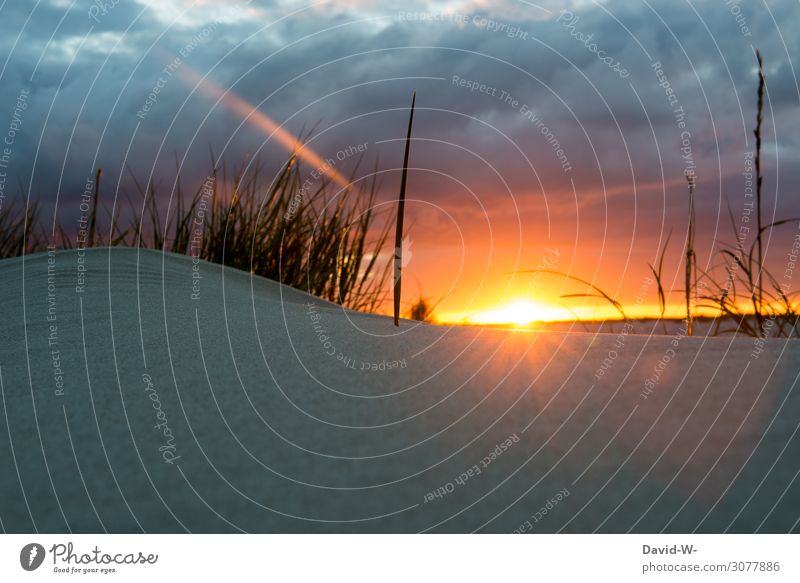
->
2, 0, 800, 322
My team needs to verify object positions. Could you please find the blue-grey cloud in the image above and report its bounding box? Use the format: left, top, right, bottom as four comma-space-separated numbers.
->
1, 0, 799, 289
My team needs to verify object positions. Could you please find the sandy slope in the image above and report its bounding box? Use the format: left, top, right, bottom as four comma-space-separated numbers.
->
1, 247, 799, 533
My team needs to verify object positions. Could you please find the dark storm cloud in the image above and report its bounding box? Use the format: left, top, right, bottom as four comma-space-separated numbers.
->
1, 0, 799, 265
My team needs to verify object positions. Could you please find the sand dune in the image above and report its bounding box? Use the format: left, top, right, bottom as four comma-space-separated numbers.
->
1, 248, 799, 533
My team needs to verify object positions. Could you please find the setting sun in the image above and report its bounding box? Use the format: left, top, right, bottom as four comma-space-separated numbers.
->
443, 299, 572, 327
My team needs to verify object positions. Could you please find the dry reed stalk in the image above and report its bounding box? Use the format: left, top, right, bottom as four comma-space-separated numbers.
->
394, 92, 416, 326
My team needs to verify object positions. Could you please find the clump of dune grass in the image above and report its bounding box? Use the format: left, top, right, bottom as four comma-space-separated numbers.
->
0, 199, 45, 256
406, 293, 440, 323
698, 205, 800, 337
1, 145, 393, 312
520, 50, 798, 338
697, 50, 799, 337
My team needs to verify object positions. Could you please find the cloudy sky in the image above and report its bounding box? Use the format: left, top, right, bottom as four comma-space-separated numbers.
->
2, 0, 800, 320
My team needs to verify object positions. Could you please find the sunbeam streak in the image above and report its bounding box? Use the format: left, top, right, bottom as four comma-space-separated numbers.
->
176, 63, 351, 190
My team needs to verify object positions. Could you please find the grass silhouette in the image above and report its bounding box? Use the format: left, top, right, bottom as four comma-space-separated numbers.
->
2, 144, 393, 312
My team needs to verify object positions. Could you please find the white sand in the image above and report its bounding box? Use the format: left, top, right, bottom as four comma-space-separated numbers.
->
1, 247, 799, 533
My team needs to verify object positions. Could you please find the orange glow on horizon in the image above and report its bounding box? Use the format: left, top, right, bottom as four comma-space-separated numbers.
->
437, 299, 575, 327
433, 299, 752, 327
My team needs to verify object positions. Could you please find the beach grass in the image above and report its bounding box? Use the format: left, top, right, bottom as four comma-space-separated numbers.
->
1, 145, 393, 312
516, 51, 798, 338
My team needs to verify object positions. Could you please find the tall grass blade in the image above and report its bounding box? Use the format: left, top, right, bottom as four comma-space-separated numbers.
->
519, 269, 627, 321
88, 168, 102, 247
685, 173, 696, 336
754, 48, 765, 336
394, 91, 416, 326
